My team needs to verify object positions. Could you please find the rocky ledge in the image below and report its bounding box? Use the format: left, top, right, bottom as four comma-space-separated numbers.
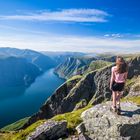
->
27, 120, 67, 140
76, 101, 140, 140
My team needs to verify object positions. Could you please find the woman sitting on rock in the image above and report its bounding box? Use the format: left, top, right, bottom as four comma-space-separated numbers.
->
110, 56, 128, 114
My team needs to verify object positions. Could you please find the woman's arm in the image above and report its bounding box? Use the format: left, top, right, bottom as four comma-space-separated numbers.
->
110, 67, 115, 90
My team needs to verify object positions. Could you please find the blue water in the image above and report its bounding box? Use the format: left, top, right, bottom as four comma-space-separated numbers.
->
0, 68, 65, 128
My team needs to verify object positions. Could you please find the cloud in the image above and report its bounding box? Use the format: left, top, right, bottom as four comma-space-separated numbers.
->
0, 34, 140, 53
104, 33, 122, 38
0, 9, 110, 23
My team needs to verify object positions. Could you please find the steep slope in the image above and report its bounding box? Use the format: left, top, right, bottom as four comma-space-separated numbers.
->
42, 51, 86, 66
0, 56, 41, 87
54, 56, 97, 79
23, 56, 140, 128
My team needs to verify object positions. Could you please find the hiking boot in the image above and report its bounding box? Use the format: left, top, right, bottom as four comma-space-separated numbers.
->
116, 106, 121, 115
110, 106, 117, 113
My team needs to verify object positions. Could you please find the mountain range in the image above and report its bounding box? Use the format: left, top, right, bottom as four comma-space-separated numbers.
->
0, 48, 140, 140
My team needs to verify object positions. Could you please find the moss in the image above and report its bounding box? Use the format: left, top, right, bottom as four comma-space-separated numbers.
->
74, 99, 87, 109
51, 104, 92, 134
0, 104, 92, 140
0, 132, 15, 140
125, 76, 140, 93
133, 84, 140, 92
1, 117, 29, 132
66, 75, 82, 87
67, 75, 82, 82
12, 120, 46, 140
89, 60, 112, 71
122, 97, 140, 105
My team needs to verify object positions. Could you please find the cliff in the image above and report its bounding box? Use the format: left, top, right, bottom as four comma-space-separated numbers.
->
54, 56, 97, 79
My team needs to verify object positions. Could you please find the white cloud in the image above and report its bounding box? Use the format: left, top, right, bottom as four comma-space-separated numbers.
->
0, 34, 140, 53
104, 33, 122, 38
0, 9, 110, 23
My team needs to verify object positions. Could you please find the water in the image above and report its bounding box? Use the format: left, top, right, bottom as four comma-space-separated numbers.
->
0, 68, 65, 128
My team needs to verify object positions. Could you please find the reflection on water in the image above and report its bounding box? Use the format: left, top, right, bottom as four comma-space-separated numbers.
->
0, 68, 65, 128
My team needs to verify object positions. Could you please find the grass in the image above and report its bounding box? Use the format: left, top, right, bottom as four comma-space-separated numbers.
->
122, 96, 140, 105
0, 104, 92, 140
51, 104, 92, 134
88, 60, 112, 71
66, 75, 82, 83
1, 117, 29, 132
11, 120, 45, 140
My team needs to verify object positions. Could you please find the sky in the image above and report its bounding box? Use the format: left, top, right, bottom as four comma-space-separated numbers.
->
0, 0, 140, 53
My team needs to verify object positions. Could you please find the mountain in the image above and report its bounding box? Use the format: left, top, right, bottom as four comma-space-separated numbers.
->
0, 56, 41, 87
54, 56, 97, 79
0, 47, 56, 71
42, 51, 87, 66
1, 54, 140, 140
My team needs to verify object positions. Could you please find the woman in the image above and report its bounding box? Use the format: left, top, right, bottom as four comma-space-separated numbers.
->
110, 56, 128, 114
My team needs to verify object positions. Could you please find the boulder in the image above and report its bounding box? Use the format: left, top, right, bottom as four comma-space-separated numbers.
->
27, 120, 67, 140
79, 101, 140, 140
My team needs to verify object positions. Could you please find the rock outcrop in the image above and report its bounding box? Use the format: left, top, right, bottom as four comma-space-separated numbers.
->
126, 76, 140, 98
27, 120, 67, 140
78, 101, 140, 140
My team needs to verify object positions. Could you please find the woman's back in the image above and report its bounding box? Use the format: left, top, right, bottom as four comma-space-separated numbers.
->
112, 66, 127, 83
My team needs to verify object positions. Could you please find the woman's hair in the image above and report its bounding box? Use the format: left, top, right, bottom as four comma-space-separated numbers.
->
115, 56, 128, 73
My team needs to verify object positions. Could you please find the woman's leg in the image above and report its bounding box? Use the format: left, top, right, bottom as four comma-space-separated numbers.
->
112, 91, 117, 107
116, 92, 121, 108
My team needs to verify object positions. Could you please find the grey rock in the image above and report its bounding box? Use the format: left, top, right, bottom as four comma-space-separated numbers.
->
74, 99, 88, 111
80, 101, 140, 140
127, 76, 140, 97
76, 123, 86, 134
27, 120, 67, 140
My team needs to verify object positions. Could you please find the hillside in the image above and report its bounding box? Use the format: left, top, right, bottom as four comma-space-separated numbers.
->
0, 56, 41, 88
54, 56, 97, 79
0, 47, 56, 71
0, 55, 140, 140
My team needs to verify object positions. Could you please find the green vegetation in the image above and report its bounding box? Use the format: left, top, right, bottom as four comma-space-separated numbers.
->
122, 97, 140, 105
74, 99, 87, 110
123, 53, 140, 61
85, 60, 112, 74
89, 60, 112, 70
51, 104, 92, 133
66, 75, 82, 88
12, 120, 46, 140
66, 75, 82, 83
125, 76, 140, 92
122, 76, 140, 105
0, 104, 92, 140
0, 120, 46, 140
1, 117, 29, 131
